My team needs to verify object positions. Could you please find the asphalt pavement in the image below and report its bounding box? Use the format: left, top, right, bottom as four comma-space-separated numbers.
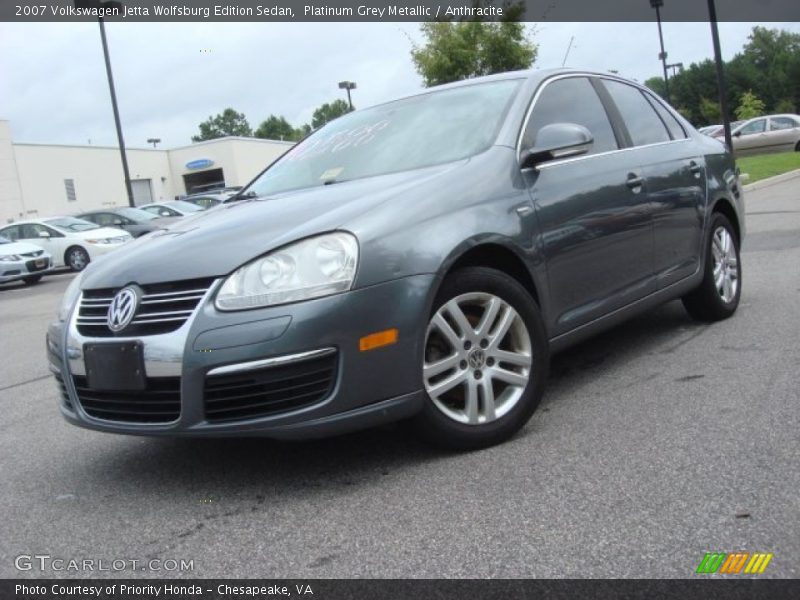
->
1, 175, 798, 579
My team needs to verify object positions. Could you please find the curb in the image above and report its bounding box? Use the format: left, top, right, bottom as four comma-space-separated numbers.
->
742, 168, 800, 193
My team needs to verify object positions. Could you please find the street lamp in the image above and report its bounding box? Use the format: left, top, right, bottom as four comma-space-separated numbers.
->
75, 0, 134, 207
147, 138, 161, 148
649, 0, 670, 103
666, 62, 684, 77
338, 81, 357, 110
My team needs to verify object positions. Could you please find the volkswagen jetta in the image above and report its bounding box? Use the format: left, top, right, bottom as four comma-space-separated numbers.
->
47, 69, 744, 449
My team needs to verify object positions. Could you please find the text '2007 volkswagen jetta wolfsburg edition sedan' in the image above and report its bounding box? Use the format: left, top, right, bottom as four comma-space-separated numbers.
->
48, 69, 744, 449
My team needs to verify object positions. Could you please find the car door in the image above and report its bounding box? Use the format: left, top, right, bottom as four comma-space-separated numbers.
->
733, 118, 768, 155
521, 76, 655, 336
23, 223, 67, 266
599, 79, 706, 288
767, 116, 800, 152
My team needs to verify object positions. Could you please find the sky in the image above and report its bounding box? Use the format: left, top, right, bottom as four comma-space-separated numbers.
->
1, 20, 799, 149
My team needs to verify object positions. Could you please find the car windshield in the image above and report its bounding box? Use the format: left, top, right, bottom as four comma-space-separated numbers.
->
245, 79, 522, 196
117, 207, 159, 221
0, 235, 10, 244
44, 217, 99, 232
167, 200, 205, 213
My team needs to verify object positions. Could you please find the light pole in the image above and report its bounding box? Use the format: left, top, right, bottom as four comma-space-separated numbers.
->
338, 81, 357, 110
707, 0, 733, 151
666, 62, 684, 77
76, 0, 134, 207
147, 138, 161, 148
649, 0, 670, 103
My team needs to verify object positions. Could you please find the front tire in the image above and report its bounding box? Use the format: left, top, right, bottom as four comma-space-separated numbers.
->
65, 246, 90, 271
414, 267, 549, 450
682, 213, 741, 321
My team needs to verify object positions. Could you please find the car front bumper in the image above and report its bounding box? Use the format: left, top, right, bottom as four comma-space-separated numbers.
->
0, 255, 52, 283
47, 274, 434, 439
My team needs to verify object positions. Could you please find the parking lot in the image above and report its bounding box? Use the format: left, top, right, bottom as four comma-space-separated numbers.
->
0, 176, 798, 579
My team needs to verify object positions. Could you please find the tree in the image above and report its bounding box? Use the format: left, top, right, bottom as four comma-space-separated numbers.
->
254, 115, 303, 141
410, 2, 537, 87
735, 90, 765, 120
311, 99, 352, 129
192, 108, 252, 142
699, 97, 721, 123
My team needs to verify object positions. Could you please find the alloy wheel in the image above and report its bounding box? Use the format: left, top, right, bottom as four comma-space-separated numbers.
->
423, 292, 533, 425
711, 226, 738, 303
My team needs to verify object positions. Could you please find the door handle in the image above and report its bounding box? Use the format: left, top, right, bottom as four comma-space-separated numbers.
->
689, 161, 703, 177
626, 174, 644, 192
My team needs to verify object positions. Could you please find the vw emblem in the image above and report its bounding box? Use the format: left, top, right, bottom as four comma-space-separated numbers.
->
107, 286, 140, 332
468, 349, 486, 370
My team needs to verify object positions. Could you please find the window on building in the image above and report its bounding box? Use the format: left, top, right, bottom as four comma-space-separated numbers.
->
64, 179, 77, 202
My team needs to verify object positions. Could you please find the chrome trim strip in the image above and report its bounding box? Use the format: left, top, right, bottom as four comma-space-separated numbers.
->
207, 348, 336, 377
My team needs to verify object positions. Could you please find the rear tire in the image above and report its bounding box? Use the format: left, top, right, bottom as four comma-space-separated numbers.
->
682, 213, 741, 321
23, 275, 42, 285
65, 246, 90, 271
414, 267, 549, 450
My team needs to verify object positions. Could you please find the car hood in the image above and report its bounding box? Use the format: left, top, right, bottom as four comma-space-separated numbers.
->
70, 227, 131, 240
0, 240, 48, 257
81, 161, 467, 289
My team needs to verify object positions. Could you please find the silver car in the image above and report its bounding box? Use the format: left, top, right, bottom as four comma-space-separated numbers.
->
0, 235, 52, 285
722, 113, 800, 156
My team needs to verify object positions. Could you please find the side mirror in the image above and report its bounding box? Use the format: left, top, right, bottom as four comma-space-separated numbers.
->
160, 210, 171, 217
38, 231, 51, 239
113, 219, 123, 225
520, 123, 594, 169
733, 130, 742, 137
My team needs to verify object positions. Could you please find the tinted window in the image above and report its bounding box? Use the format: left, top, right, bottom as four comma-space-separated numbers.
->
603, 80, 670, 146
0, 226, 21, 241
738, 119, 766, 135
522, 77, 618, 155
645, 94, 687, 139
770, 116, 799, 131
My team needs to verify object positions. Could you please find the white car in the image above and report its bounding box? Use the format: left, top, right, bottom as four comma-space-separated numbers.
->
0, 217, 132, 271
139, 200, 206, 218
0, 234, 53, 285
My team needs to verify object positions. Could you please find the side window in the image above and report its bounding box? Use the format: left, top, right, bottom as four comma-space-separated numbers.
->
96, 213, 115, 226
739, 119, 766, 135
603, 80, 670, 146
21, 224, 47, 239
522, 77, 619, 155
769, 117, 798, 131
142, 206, 160, 216
0, 225, 21, 241
81, 214, 99, 225
645, 94, 687, 139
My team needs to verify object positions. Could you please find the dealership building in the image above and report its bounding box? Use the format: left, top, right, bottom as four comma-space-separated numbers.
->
0, 120, 294, 223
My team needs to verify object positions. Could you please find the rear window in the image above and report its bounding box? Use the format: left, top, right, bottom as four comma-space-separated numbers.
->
603, 80, 671, 146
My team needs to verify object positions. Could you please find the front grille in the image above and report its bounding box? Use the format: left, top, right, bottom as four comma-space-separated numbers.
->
72, 375, 181, 423
204, 353, 337, 423
76, 277, 214, 337
26, 259, 49, 272
53, 372, 72, 409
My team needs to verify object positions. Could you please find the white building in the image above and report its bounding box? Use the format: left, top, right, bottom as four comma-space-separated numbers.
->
0, 120, 294, 223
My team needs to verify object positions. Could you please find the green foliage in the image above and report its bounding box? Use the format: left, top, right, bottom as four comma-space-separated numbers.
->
192, 108, 252, 142
699, 97, 721, 123
254, 115, 304, 141
646, 27, 800, 126
735, 90, 766, 120
410, 2, 537, 87
311, 99, 352, 129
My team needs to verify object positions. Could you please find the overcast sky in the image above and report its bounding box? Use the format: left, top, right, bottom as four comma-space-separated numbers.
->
1, 21, 798, 148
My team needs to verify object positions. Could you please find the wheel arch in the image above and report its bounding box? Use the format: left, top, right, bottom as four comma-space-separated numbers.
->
709, 196, 741, 243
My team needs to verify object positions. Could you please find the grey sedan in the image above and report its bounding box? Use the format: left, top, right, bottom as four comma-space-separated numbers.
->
721, 113, 800, 156
48, 69, 744, 449
77, 207, 178, 238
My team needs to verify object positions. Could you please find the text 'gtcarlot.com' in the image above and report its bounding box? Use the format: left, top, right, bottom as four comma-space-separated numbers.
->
14, 554, 194, 572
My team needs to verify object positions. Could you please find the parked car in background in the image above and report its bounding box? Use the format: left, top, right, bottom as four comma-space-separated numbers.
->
181, 193, 233, 210
716, 114, 800, 155
77, 207, 179, 237
140, 200, 206, 218
0, 217, 132, 271
0, 234, 52, 285
48, 69, 744, 449
698, 125, 720, 135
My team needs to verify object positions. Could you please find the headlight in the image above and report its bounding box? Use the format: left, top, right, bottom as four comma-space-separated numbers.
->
0, 254, 21, 262
57, 272, 84, 322
215, 232, 358, 311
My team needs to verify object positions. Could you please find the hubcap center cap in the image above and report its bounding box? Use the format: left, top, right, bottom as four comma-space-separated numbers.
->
467, 348, 486, 369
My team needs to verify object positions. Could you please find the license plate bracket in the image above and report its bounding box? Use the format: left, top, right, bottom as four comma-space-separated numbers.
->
84, 342, 146, 391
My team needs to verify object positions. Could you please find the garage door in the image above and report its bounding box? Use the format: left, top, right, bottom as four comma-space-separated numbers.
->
131, 179, 153, 206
